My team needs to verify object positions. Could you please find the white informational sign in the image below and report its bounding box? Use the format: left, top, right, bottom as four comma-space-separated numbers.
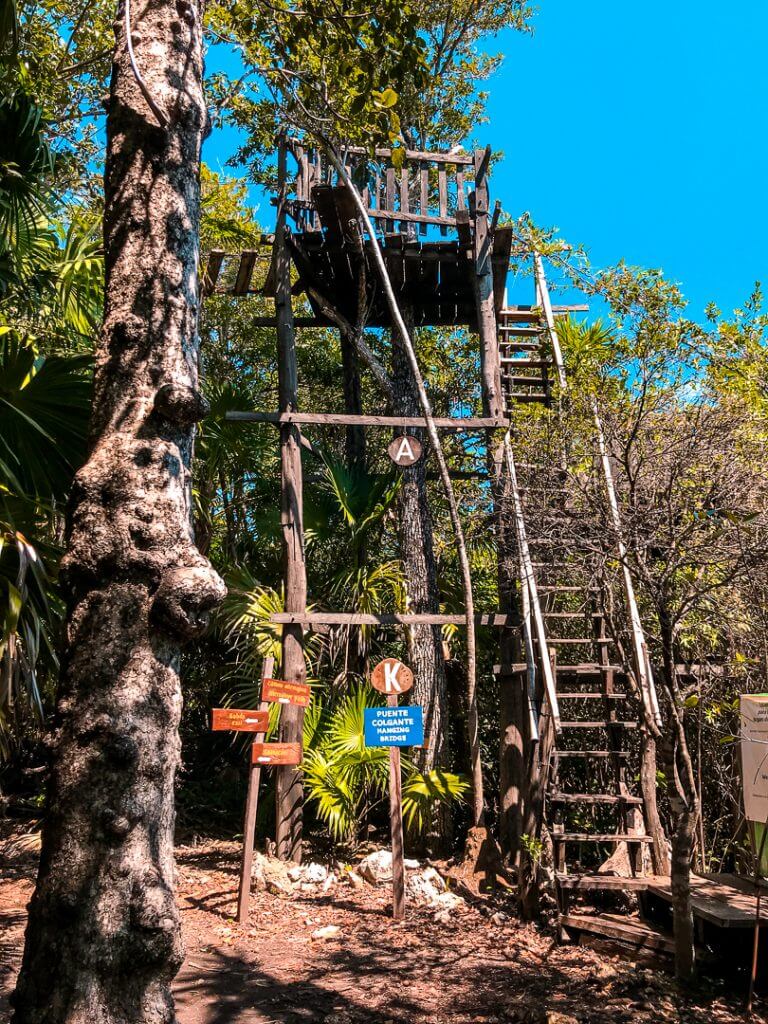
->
740, 693, 768, 823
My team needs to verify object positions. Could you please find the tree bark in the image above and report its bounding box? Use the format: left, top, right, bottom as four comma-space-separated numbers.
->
274, 144, 307, 863
11, 3, 225, 1020
391, 314, 447, 775
495, 450, 526, 861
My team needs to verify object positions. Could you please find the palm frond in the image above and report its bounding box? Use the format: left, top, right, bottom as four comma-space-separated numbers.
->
402, 768, 470, 832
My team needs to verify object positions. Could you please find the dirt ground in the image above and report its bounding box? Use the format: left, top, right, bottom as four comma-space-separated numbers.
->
1, 830, 764, 1024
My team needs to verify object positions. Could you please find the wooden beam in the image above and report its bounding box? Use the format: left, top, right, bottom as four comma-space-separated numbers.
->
270, 612, 521, 627
343, 145, 474, 165
226, 411, 509, 430
275, 139, 307, 864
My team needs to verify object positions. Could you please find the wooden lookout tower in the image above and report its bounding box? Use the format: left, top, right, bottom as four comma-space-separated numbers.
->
201, 137, 662, 916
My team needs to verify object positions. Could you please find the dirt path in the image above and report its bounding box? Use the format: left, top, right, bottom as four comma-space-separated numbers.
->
1, 837, 764, 1023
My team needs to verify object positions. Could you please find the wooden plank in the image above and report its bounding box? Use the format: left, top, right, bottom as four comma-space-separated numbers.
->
561, 913, 675, 954
419, 163, 429, 236
344, 145, 474, 165
555, 750, 629, 759
400, 167, 410, 232
385, 167, 395, 212
232, 250, 258, 295
456, 169, 465, 210
560, 720, 638, 728
438, 166, 448, 236
557, 874, 668, 891
226, 411, 509, 430
201, 249, 225, 296
271, 612, 521, 627
648, 875, 768, 928
363, 207, 456, 228
553, 833, 652, 843
550, 793, 644, 805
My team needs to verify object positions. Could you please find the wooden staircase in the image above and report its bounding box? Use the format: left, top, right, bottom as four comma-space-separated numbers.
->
497, 255, 666, 940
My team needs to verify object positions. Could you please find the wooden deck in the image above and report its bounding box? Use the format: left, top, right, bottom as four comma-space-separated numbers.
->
648, 873, 768, 929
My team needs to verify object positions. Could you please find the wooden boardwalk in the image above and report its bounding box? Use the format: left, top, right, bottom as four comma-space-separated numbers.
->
648, 873, 768, 929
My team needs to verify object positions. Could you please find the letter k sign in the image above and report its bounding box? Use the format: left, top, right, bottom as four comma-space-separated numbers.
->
384, 660, 404, 692
371, 657, 415, 695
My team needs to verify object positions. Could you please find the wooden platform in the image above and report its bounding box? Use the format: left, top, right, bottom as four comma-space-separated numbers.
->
288, 221, 513, 329
648, 873, 768, 929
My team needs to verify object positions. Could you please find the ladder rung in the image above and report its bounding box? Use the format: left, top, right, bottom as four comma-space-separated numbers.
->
550, 793, 644, 806
504, 375, 548, 387
552, 833, 652, 843
500, 359, 550, 369
557, 664, 624, 673
548, 638, 610, 645
560, 720, 638, 729
555, 750, 629, 759
499, 326, 543, 336
507, 392, 549, 403
544, 612, 601, 619
557, 692, 627, 699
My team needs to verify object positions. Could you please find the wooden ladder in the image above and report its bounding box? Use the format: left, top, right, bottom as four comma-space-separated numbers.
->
499, 255, 662, 918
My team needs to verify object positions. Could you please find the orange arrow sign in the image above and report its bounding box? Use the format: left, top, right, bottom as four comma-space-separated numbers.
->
212, 708, 270, 732
262, 678, 311, 707
251, 742, 303, 766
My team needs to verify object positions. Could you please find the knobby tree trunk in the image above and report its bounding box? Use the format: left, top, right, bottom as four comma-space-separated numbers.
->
12, 3, 225, 1020
391, 317, 447, 774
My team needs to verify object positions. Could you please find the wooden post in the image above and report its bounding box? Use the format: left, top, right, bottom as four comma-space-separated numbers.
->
747, 816, 768, 1013
237, 656, 274, 924
275, 137, 308, 863
388, 691, 406, 921
472, 147, 503, 423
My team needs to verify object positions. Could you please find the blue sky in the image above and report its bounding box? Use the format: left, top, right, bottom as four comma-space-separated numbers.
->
206, 1, 767, 322
487, 2, 767, 317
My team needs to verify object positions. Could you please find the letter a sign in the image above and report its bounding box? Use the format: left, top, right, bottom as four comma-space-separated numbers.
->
388, 435, 423, 467
371, 657, 414, 695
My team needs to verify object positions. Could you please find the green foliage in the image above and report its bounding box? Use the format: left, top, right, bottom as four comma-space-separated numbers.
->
303, 683, 468, 841
402, 767, 470, 831
0, 91, 53, 243
0, 340, 91, 758
520, 832, 543, 866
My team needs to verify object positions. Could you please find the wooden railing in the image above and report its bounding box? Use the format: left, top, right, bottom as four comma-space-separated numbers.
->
533, 254, 662, 730
503, 432, 562, 735
287, 141, 485, 234
592, 405, 663, 729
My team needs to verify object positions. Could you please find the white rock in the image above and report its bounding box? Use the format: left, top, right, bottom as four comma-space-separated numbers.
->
304, 862, 328, 883
434, 890, 463, 910
311, 925, 341, 940
407, 867, 456, 907
358, 850, 393, 884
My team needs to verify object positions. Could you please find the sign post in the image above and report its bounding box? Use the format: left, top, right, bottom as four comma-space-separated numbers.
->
235, 656, 273, 925
368, 658, 421, 921
210, 658, 311, 924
